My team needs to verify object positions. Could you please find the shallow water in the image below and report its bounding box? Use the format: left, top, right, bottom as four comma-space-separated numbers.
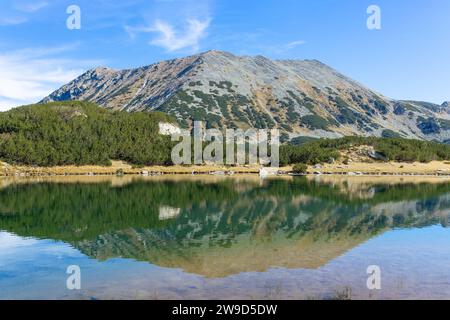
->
1, 175, 450, 300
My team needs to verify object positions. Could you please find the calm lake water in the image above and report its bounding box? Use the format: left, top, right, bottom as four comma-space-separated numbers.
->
1, 175, 450, 300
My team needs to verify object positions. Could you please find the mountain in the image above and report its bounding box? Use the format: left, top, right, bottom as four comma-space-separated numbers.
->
42, 50, 450, 142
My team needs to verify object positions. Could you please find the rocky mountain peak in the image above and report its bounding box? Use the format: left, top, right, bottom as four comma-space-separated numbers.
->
200, 49, 232, 56
86, 66, 114, 77
42, 51, 450, 143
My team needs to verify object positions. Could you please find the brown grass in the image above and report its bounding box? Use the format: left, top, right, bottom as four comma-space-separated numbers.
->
3, 159, 450, 177
0, 160, 261, 177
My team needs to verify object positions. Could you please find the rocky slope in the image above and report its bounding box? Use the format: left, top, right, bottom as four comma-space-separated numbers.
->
42, 50, 450, 142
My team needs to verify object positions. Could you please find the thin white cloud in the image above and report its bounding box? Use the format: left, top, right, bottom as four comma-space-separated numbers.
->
0, 44, 101, 111
0, 16, 27, 26
15, 1, 48, 13
127, 18, 211, 53
124, 25, 153, 40
260, 39, 307, 56
286, 40, 306, 49
0, 1, 49, 26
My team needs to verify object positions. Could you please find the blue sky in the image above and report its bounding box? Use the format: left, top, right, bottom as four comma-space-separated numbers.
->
0, 0, 449, 110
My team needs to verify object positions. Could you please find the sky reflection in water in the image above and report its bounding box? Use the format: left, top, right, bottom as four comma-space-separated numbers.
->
1, 176, 450, 299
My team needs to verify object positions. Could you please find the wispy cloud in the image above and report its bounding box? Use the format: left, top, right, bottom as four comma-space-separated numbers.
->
0, 1, 49, 26
0, 16, 27, 26
0, 44, 101, 111
127, 18, 211, 53
258, 39, 307, 56
15, 1, 48, 13
285, 40, 306, 50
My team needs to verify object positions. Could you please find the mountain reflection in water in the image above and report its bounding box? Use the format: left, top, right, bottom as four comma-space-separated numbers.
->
1, 176, 450, 299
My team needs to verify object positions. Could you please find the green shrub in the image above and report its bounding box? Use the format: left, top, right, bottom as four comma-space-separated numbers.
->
290, 136, 318, 146
292, 163, 308, 174
300, 115, 330, 130
381, 129, 402, 138
280, 136, 450, 165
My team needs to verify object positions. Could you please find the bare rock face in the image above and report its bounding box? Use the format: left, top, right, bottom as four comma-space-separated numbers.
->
159, 122, 181, 136
367, 149, 389, 162
42, 50, 450, 142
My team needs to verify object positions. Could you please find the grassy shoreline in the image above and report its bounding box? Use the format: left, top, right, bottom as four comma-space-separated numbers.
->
4, 160, 450, 177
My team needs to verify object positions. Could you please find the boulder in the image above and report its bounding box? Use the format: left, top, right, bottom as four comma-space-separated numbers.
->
368, 150, 389, 162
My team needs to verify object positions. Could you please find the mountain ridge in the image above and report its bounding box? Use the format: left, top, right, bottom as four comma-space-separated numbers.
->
42, 50, 450, 142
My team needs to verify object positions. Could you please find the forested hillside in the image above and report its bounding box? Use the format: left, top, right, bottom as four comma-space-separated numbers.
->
0, 101, 174, 166
279, 136, 450, 165
2, 101, 450, 167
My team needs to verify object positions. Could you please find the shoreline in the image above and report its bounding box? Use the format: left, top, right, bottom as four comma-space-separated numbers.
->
4, 160, 450, 177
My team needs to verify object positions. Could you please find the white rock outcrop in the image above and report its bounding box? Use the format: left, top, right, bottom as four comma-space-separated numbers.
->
159, 122, 181, 136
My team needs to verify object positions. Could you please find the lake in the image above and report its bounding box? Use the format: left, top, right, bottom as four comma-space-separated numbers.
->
1, 175, 450, 300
